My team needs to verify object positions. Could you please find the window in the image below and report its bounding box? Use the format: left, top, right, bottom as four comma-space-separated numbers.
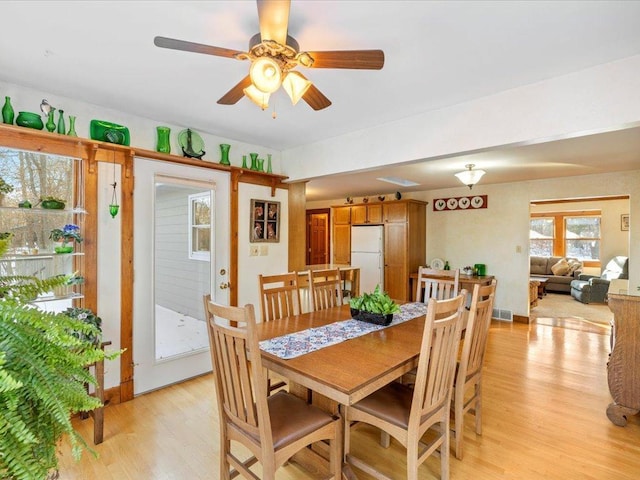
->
188, 192, 211, 261
529, 217, 554, 256
565, 216, 600, 261
530, 211, 601, 266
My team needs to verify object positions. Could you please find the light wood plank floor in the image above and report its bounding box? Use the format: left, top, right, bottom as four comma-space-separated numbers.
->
57, 320, 640, 479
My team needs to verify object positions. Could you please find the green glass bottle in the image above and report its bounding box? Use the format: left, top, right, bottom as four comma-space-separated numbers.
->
444, 261, 450, 271
2, 96, 14, 124
56, 109, 65, 134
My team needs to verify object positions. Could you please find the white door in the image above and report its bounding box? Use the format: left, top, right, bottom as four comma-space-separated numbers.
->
133, 158, 230, 395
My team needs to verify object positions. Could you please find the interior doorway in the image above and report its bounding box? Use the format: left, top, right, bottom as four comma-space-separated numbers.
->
528, 195, 629, 324
306, 208, 330, 265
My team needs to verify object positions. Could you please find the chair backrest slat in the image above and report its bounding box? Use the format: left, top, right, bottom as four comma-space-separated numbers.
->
459, 280, 497, 382
204, 299, 271, 442
411, 292, 466, 424
308, 268, 343, 311
416, 266, 460, 302
259, 272, 302, 322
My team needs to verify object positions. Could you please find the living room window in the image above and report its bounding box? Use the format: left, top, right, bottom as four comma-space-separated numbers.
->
530, 217, 554, 256
530, 211, 601, 267
565, 216, 600, 262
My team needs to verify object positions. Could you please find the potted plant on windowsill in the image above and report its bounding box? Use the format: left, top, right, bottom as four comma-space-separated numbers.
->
49, 223, 83, 253
349, 284, 401, 326
0, 233, 119, 480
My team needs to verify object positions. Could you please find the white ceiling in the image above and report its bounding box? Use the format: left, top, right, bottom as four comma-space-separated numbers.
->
2, 1, 640, 201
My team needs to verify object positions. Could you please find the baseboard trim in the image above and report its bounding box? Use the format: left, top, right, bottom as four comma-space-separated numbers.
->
513, 314, 530, 324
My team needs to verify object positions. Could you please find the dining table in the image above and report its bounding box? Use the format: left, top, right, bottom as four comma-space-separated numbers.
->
257, 303, 429, 479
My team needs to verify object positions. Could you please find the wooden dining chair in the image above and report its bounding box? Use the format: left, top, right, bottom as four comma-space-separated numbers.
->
258, 272, 302, 323
258, 272, 303, 393
344, 292, 467, 480
203, 299, 342, 480
416, 266, 460, 301
451, 279, 496, 460
308, 268, 343, 311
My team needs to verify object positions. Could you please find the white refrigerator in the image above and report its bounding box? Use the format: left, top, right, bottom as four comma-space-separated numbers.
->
350, 225, 384, 294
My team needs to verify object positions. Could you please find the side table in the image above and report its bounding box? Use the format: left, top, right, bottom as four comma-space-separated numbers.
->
80, 340, 111, 444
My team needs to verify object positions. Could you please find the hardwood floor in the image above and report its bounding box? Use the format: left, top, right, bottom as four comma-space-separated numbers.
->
57, 320, 640, 479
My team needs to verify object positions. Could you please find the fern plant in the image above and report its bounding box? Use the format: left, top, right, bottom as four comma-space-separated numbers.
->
0, 233, 116, 480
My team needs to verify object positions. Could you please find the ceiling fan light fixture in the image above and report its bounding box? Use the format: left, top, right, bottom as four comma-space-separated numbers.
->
249, 56, 282, 93
243, 84, 270, 110
282, 71, 312, 105
455, 164, 486, 189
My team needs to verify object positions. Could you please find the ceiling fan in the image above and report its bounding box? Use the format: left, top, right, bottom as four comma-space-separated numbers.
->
153, 0, 384, 111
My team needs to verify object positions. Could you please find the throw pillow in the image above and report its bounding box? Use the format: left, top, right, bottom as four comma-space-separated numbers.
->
551, 258, 571, 276
567, 259, 582, 274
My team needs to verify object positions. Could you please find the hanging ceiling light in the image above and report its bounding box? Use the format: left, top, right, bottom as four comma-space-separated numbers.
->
249, 56, 282, 93
243, 84, 270, 110
455, 164, 486, 189
281, 71, 312, 105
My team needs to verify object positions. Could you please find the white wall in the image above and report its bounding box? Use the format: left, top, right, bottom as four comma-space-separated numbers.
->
237, 183, 289, 314
283, 54, 640, 182
0, 80, 281, 172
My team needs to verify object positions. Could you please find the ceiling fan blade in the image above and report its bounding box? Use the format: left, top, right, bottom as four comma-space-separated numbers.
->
257, 0, 290, 45
154, 36, 243, 59
302, 84, 332, 111
306, 50, 385, 70
217, 76, 253, 105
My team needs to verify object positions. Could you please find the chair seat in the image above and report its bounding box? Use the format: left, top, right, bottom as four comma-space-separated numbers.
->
352, 382, 413, 429
265, 391, 336, 450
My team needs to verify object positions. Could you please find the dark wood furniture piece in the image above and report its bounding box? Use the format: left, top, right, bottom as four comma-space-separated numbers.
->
606, 294, 640, 426
530, 276, 549, 298
80, 340, 111, 444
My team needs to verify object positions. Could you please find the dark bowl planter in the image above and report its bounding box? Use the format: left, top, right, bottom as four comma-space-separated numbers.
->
350, 308, 394, 326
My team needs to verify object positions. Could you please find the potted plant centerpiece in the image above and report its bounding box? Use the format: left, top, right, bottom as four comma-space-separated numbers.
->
349, 284, 401, 326
49, 223, 83, 253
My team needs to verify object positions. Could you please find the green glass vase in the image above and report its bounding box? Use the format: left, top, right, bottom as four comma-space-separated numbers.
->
249, 152, 258, 171
219, 143, 231, 165
266, 153, 273, 173
2, 96, 14, 124
56, 109, 65, 134
156, 126, 171, 154
46, 109, 56, 132
241, 155, 248, 169
67, 115, 77, 137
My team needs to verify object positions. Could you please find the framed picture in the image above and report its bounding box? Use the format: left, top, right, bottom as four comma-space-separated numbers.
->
621, 214, 629, 231
251, 199, 280, 242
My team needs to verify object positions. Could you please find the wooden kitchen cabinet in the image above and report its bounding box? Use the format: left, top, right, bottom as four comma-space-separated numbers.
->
383, 200, 426, 301
351, 204, 382, 224
331, 199, 426, 301
332, 206, 351, 264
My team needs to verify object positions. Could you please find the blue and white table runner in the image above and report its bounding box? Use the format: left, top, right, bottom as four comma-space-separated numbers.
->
259, 302, 428, 360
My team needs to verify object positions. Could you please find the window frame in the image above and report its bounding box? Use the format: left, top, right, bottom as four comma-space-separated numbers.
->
188, 191, 211, 261
530, 210, 601, 267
